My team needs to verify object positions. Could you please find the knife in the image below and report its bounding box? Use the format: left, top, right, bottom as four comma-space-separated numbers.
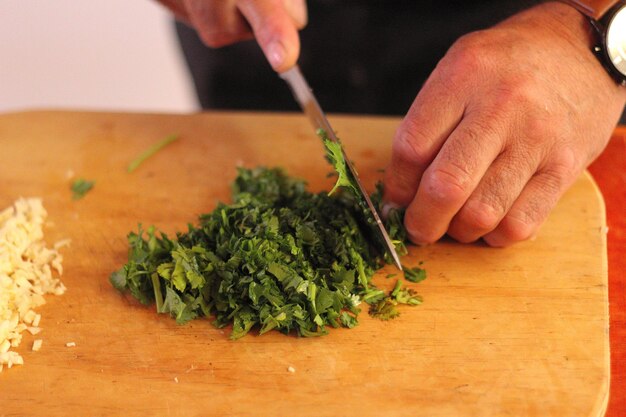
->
280, 65, 403, 271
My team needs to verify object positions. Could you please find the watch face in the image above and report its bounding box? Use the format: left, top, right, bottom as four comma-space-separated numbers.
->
606, 5, 626, 77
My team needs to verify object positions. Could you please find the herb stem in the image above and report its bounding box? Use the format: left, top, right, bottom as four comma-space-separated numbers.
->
127, 134, 179, 173
151, 272, 164, 313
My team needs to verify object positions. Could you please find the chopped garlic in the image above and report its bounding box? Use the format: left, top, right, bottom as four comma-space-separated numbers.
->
65, 342, 76, 347
23, 310, 36, 325
32, 339, 42, 351
174, 377, 179, 383
0, 198, 67, 371
26, 326, 41, 335
287, 366, 296, 373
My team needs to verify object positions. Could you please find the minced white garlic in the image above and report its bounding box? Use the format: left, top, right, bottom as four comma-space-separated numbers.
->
32, 339, 42, 352
26, 326, 41, 335
287, 366, 296, 373
0, 198, 67, 371
65, 342, 76, 348
32, 313, 41, 327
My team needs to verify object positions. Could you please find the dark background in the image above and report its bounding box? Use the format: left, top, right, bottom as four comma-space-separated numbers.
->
175, 0, 626, 122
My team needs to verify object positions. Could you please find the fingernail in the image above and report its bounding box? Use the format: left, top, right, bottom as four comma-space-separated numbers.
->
483, 233, 506, 247
381, 201, 400, 219
266, 41, 285, 70
408, 233, 429, 247
405, 224, 428, 246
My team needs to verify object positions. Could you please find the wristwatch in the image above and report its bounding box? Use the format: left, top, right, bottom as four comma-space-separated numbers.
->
564, 0, 626, 86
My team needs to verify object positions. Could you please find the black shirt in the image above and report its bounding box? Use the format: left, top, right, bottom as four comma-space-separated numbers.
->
175, 0, 535, 115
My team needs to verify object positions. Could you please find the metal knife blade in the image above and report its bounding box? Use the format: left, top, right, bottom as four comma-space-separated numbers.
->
280, 65, 403, 271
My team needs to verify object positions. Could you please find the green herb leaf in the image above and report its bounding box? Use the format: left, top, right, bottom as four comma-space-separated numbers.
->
368, 298, 400, 321
404, 266, 427, 283
319, 129, 358, 196
70, 178, 94, 200
109, 268, 127, 290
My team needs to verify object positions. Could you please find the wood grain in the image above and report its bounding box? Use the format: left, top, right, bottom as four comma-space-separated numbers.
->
0, 110, 610, 417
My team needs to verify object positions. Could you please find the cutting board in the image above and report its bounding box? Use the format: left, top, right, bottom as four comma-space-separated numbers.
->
0, 110, 609, 417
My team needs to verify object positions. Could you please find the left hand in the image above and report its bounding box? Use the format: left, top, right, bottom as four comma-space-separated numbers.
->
383, 1, 626, 247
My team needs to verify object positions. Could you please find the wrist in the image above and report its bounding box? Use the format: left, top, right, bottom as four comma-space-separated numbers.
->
557, 0, 620, 18
552, 1, 626, 86
538, 2, 596, 51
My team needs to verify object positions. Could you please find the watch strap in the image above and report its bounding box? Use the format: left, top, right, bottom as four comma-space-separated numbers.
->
561, 0, 620, 18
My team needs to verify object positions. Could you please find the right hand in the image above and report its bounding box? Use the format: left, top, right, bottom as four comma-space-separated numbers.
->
157, 0, 307, 72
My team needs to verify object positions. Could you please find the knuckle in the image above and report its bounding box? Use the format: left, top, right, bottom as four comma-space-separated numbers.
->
446, 31, 495, 74
251, 13, 287, 44
496, 213, 537, 244
524, 117, 560, 146
460, 118, 500, 150
497, 83, 534, 110
460, 200, 502, 233
392, 121, 432, 167
422, 162, 472, 206
199, 31, 233, 47
383, 168, 418, 207
491, 77, 544, 120
546, 148, 580, 182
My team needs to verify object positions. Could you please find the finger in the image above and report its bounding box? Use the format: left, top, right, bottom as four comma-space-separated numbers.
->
282, 0, 308, 29
382, 72, 466, 209
236, 0, 302, 71
483, 150, 579, 247
159, 0, 191, 23
183, 0, 253, 48
447, 147, 540, 243
403, 110, 507, 244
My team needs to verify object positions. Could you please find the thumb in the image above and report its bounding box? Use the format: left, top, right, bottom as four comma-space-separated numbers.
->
236, 0, 304, 72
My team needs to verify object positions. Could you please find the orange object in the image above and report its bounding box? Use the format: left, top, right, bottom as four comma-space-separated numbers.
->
589, 126, 626, 417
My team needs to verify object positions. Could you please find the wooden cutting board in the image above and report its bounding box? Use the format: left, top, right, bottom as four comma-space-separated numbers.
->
0, 110, 609, 417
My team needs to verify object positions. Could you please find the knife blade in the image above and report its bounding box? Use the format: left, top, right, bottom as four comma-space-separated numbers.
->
280, 65, 403, 271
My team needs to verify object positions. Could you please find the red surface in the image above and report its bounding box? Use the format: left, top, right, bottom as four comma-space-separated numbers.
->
588, 127, 626, 417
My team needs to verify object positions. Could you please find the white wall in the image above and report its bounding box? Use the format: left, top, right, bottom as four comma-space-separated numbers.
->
0, 0, 197, 113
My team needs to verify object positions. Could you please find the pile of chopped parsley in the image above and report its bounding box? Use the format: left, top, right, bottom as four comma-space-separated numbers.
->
110, 135, 426, 339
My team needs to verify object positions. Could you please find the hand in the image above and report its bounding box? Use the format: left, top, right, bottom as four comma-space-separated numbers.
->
383, 1, 626, 247
157, 0, 307, 72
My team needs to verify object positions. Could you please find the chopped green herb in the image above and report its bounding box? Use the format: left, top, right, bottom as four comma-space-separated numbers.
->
386, 273, 397, 279
369, 279, 422, 320
111, 166, 426, 338
111, 132, 427, 338
404, 266, 427, 283
391, 279, 423, 305
368, 298, 400, 321
127, 134, 179, 173
70, 178, 94, 200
